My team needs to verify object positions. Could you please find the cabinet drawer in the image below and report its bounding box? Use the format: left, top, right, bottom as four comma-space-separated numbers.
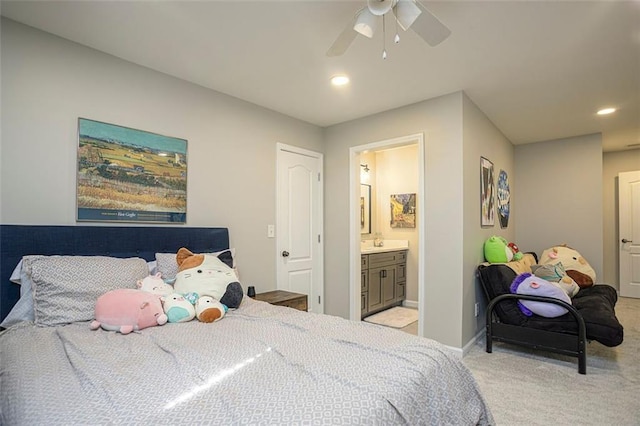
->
396, 263, 406, 281
361, 292, 368, 314
361, 255, 369, 270
361, 271, 369, 292
368, 252, 398, 268
395, 282, 406, 301
276, 297, 308, 312
255, 291, 308, 312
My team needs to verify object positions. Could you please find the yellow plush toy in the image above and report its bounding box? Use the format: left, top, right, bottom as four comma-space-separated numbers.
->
539, 245, 595, 288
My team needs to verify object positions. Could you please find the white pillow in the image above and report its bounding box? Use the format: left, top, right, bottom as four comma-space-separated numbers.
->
0, 258, 41, 328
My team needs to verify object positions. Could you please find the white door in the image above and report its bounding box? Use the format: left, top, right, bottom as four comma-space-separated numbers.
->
276, 143, 324, 313
619, 170, 640, 298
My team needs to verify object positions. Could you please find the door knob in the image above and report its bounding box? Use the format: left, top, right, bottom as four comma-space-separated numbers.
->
622, 239, 633, 244
282, 251, 290, 257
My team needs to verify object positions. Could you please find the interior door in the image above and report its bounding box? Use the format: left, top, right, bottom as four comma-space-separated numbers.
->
619, 170, 640, 298
276, 144, 324, 313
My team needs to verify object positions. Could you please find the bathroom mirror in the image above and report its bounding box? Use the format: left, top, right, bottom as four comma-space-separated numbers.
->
360, 184, 371, 235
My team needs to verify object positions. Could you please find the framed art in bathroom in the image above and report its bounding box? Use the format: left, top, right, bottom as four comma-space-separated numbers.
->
361, 184, 371, 234
390, 193, 416, 228
480, 156, 495, 227
76, 118, 188, 223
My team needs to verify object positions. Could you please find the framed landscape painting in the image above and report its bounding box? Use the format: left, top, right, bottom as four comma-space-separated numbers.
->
76, 118, 187, 223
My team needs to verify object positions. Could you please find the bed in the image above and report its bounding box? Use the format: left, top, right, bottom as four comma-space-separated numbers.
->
0, 225, 493, 425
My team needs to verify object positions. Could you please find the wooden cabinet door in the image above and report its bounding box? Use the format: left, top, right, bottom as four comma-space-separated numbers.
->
369, 266, 395, 312
382, 267, 396, 305
368, 267, 383, 312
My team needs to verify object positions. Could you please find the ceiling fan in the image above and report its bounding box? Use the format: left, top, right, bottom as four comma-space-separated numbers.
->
327, 0, 451, 58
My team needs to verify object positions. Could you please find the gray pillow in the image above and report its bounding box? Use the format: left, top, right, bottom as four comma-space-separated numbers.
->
26, 255, 149, 326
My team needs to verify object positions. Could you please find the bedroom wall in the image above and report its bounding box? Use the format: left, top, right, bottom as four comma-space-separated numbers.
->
324, 92, 466, 348
602, 148, 640, 289
462, 94, 515, 346
0, 18, 324, 293
324, 92, 514, 351
514, 134, 604, 278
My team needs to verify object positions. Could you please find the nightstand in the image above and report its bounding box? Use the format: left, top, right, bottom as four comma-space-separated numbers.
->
254, 290, 308, 312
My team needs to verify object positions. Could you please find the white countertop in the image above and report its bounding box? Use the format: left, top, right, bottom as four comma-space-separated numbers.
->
360, 239, 409, 254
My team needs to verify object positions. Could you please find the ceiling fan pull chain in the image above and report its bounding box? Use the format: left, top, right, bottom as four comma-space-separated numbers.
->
382, 13, 388, 59
394, 11, 400, 43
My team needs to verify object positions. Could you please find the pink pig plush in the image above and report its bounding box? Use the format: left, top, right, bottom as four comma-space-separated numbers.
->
90, 289, 168, 334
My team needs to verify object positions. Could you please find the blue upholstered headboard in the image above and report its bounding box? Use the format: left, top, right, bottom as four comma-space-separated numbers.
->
0, 225, 230, 322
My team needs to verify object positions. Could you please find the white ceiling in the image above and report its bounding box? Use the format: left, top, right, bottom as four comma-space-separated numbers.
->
2, 0, 639, 152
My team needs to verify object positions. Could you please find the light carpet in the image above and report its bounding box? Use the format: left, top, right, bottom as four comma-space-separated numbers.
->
463, 296, 640, 425
364, 306, 418, 328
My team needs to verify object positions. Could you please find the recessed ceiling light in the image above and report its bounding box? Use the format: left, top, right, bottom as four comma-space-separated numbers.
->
331, 75, 350, 86
597, 107, 616, 115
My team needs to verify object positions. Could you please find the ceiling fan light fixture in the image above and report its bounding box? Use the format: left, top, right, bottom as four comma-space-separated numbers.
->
367, 0, 394, 16
354, 9, 377, 38
394, 0, 422, 30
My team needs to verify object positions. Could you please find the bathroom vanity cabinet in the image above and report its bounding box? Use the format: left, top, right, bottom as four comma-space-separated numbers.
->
361, 250, 407, 318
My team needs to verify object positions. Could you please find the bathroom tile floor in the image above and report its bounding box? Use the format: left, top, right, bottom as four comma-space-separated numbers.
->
400, 319, 418, 335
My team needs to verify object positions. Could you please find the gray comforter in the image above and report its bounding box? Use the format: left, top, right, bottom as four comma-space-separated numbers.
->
1, 298, 493, 425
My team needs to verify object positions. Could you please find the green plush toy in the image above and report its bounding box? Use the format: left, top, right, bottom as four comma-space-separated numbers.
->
484, 236, 523, 263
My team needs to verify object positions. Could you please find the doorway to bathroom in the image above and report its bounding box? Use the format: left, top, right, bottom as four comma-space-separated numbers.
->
348, 134, 425, 336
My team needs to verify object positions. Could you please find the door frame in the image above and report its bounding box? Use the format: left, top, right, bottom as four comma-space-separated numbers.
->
348, 133, 425, 335
276, 143, 324, 313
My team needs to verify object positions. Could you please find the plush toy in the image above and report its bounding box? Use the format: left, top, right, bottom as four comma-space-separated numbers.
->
484, 236, 523, 263
137, 272, 173, 296
539, 245, 596, 288
510, 273, 572, 318
507, 242, 521, 260
531, 262, 580, 298
195, 296, 227, 323
173, 247, 244, 309
90, 289, 168, 334
162, 293, 196, 323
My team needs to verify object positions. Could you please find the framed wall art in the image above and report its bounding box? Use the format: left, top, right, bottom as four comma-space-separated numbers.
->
390, 193, 416, 228
77, 118, 187, 223
497, 169, 510, 228
480, 157, 495, 227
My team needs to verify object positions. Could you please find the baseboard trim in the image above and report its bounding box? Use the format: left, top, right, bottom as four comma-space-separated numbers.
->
402, 299, 418, 309
442, 328, 485, 359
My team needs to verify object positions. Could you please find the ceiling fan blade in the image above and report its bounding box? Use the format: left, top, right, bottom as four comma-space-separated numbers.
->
411, 1, 451, 47
326, 13, 359, 57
